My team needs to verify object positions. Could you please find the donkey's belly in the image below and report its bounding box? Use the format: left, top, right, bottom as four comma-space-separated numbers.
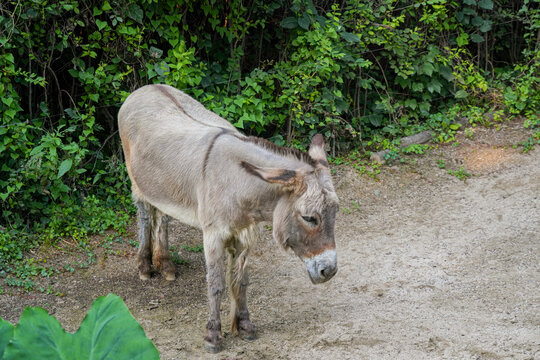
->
152, 200, 200, 228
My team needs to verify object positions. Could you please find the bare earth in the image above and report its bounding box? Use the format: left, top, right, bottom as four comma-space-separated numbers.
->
1, 120, 539, 359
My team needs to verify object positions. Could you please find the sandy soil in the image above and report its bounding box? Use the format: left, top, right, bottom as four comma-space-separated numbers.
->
1, 119, 539, 359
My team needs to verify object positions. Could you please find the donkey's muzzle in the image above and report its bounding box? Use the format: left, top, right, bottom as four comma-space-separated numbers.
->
305, 249, 337, 284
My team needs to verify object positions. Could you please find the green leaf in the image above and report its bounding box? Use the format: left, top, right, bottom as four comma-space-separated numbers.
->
478, 0, 494, 10
57, 159, 72, 179
470, 33, 484, 43
422, 62, 434, 76
427, 79, 442, 94
149, 46, 163, 58
412, 82, 424, 92
462, 8, 477, 16
418, 101, 431, 115
463, 0, 476, 4
95, 19, 107, 31
3, 294, 159, 360
0, 318, 14, 358
2, 97, 13, 107
440, 66, 454, 81
154, 61, 170, 76
127, 4, 144, 24
280, 17, 298, 29
4, 307, 70, 360
72, 294, 159, 359
298, 13, 310, 30
455, 89, 468, 99
472, 16, 484, 27
340, 31, 360, 43
456, 32, 469, 46
479, 20, 492, 32
404, 98, 417, 110
102, 1, 112, 11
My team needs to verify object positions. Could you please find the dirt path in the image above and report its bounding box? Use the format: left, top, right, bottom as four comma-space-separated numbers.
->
1, 121, 539, 359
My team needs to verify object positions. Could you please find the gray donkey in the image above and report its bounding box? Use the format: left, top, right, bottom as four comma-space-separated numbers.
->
118, 84, 339, 352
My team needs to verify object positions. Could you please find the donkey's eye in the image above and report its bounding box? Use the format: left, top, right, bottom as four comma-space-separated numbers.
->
301, 215, 319, 226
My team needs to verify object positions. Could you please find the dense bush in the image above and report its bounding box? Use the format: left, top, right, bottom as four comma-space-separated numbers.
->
0, 0, 538, 289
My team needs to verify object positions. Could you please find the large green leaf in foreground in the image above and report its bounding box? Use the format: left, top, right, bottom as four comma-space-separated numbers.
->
1, 294, 159, 360
0, 318, 14, 359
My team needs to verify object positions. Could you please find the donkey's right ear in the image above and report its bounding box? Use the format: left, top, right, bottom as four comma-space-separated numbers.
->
240, 161, 305, 192
308, 134, 329, 169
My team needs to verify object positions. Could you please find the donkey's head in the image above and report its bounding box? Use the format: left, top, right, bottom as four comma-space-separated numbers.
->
242, 135, 339, 284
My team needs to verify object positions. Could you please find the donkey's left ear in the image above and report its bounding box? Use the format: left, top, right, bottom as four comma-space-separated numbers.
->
240, 161, 306, 193
309, 134, 329, 169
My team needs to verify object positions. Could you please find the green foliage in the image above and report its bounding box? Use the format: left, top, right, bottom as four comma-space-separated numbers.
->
182, 244, 204, 253
519, 114, 539, 153
0, 294, 159, 360
437, 159, 446, 169
448, 167, 471, 181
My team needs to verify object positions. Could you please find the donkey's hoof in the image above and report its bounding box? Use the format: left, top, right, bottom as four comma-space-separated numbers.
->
204, 330, 222, 353
239, 320, 257, 341
164, 272, 176, 281
204, 342, 222, 353
239, 329, 256, 341
139, 272, 151, 281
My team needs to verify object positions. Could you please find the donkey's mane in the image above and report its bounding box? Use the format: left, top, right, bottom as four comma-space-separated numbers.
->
238, 136, 317, 168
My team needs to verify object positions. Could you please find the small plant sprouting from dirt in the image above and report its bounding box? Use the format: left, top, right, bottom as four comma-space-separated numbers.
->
448, 167, 471, 181
437, 159, 446, 169
518, 135, 539, 153
168, 245, 190, 265
331, 152, 382, 180
182, 244, 204, 253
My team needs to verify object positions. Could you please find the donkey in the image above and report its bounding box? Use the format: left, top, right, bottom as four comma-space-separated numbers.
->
118, 84, 339, 352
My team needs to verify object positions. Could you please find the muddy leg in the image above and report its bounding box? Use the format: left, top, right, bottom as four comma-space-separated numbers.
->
228, 240, 256, 340
136, 201, 153, 280
152, 210, 175, 281
203, 231, 225, 353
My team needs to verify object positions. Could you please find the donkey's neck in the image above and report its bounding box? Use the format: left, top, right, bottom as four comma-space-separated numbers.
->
228, 136, 311, 226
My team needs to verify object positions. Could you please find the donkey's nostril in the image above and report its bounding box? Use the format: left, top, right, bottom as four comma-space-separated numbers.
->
320, 264, 337, 279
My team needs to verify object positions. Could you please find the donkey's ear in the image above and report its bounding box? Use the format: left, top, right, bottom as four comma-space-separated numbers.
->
309, 134, 329, 169
240, 161, 305, 192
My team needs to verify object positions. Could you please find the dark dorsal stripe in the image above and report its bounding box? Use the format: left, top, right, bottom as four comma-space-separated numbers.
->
155, 84, 210, 127
202, 128, 231, 179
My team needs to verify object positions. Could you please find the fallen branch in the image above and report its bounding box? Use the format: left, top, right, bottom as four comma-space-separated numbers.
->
370, 130, 432, 164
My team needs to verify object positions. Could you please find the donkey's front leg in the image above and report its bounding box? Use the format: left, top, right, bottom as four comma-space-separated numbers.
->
203, 231, 226, 353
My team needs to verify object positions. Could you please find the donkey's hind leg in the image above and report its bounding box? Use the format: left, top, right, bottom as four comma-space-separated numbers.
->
136, 200, 153, 280
227, 235, 256, 340
152, 209, 175, 281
